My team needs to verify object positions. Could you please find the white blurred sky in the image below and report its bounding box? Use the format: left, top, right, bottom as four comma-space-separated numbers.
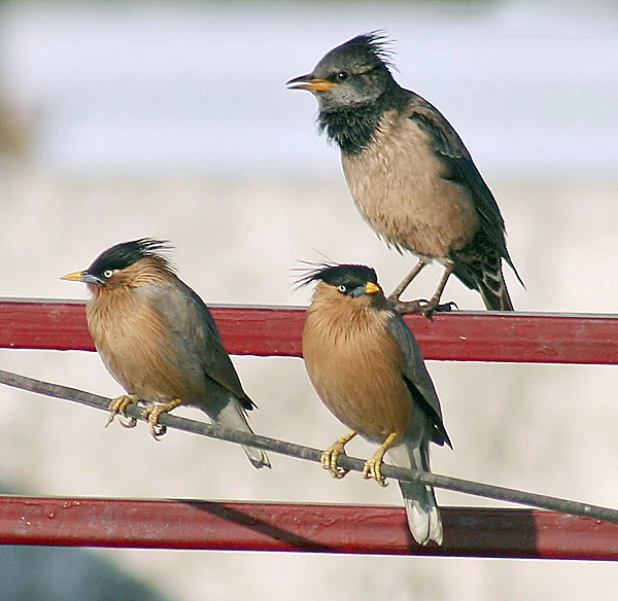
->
1, 0, 617, 176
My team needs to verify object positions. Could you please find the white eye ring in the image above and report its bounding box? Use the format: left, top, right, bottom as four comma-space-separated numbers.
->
103, 269, 114, 279
337, 284, 347, 293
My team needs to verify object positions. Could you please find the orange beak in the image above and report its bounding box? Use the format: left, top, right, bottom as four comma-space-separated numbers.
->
286, 74, 338, 92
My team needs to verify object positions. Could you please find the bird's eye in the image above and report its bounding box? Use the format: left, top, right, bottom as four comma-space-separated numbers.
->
103, 269, 114, 279
336, 71, 349, 82
337, 284, 347, 293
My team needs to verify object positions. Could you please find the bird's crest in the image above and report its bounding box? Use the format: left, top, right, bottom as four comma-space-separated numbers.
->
89, 238, 174, 275
340, 31, 396, 71
296, 261, 378, 289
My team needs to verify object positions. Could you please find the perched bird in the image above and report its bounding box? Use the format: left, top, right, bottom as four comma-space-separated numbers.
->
300, 263, 451, 545
288, 32, 522, 315
61, 238, 270, 469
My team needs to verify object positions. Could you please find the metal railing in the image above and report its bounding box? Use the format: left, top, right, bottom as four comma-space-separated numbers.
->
1, 299, 617, 559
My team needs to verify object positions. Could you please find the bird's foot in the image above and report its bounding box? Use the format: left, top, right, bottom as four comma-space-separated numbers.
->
391, 297, 458, 318
321, 431, 357, 479
106, 394, 139, 429
362, 432, 398, 487
320, 447, 348, 479
142, 398, 184, 440
362, 454, 387, 487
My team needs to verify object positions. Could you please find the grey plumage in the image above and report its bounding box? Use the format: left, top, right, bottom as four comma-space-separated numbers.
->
386, 313, 450, 545
288, 32, 522, 313
145, 278, 270, 468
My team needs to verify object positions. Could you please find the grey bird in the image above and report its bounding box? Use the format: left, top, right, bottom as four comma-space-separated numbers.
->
288, 32, 522, 315
301, 263, 451, 545
61, 238, 270, 469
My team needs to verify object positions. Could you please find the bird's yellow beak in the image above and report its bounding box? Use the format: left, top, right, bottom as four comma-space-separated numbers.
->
365, 282, 380, 295
286, 74, 338, 92
60, 271, 85, 282
61, 270, 105, 285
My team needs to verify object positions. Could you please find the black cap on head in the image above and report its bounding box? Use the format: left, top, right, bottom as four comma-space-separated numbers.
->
297, 262, 378, 289
88, 238, 172, 278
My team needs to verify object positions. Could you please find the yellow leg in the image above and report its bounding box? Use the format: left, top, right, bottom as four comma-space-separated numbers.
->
362, 432, 399, 487
321, 431, 357, 479
106, 394, 139, 429
142, 398, 184, 440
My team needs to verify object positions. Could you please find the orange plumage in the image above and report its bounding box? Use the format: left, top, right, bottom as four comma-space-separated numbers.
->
301, 263, 451, 545
61, 238, 270, 469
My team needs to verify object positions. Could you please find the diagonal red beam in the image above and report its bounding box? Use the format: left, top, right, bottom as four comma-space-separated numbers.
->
0, 496, 616, 560
0, 298, 617, 364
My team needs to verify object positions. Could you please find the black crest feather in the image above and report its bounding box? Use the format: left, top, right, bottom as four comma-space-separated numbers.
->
341, 31, 396, 71
88, 238, 173, 276
296, 262, 378, 289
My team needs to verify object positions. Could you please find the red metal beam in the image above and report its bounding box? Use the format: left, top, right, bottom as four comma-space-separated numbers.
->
1, 303, 617, 559
0, 298, 617, 364
0, 496, 616, 560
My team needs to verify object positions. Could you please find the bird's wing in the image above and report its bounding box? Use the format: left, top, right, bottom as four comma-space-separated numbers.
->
149, 280, 254, 409
407, 98, 520, 279
386, 313, 451, 447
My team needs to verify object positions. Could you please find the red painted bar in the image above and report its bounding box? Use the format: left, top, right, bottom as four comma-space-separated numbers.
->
0, 298, 617, 364
0, 496, 616, 560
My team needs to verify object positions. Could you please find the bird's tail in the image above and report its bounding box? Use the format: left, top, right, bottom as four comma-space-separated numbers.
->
477, 264, 513, 311
453, 248, 515, 311
215, 399, 271, 469
388, 441, 442, 546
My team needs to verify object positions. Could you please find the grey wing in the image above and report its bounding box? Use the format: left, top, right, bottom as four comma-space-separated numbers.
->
149, 278, 254, 409
386, 313, 451, 448
407, 97, 522, 283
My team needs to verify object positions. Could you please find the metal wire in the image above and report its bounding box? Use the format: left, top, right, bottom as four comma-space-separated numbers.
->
1, 367, 618, 523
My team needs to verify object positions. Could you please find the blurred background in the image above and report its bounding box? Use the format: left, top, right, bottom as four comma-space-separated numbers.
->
1, 0, 617, 599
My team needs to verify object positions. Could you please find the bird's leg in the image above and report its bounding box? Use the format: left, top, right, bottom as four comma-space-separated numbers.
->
387, 260, 427, 304
394, 261, 457, 317
362, 431, 398, 487
106, 394, 139, 429
321, 431, 357, 479
420, 260, 456, 316
142, 398, 184, 440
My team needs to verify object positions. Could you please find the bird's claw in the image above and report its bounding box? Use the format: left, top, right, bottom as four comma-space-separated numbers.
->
439, 301, 458, 312
142, 398, 184, 441
142, 406, 167, 441
118, 416, 138, 429
320, 431, 356, 479
391, 298, 458, 318
422, 300, 458, 316
362, 456, 387, 487
320, 446, 350, 479
150, 423, 167, 439
362, 432, 398, 486
106, 395, 139, 429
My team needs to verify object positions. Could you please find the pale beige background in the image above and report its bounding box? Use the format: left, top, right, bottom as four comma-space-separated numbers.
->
1, 1, 618, 600
1, 173, 617, 601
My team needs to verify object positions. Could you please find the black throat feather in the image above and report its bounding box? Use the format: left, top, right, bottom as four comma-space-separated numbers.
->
318, 85, 410, 155
318, 102, 384, 156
